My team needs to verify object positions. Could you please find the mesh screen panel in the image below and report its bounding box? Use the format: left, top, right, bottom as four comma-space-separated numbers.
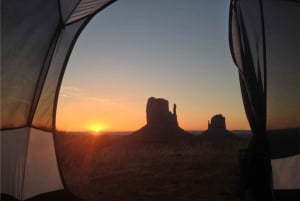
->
1, 0, 60, 128
230, 0, 300, 145
32, 18, 87, 130
264, 0, 300, 130
1, 0, 114, 131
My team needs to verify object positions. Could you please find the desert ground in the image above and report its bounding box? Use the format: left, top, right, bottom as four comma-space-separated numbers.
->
55, 132, 251, 201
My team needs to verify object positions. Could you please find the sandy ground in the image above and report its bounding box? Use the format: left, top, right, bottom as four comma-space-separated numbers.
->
56, 133, 250, 201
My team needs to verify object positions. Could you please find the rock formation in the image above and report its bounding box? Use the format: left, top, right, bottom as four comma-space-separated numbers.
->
146, 97, 178, 129
201, 114, 236, 138
131, 97, 192, 141
208, 114, 226, 130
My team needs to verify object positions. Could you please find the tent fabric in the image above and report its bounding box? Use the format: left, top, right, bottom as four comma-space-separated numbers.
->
22, 128, 64, 199
260, 4, 300, 191
1, 128, 30, 199
229, 0, 300, 200
1, 0, 60, 129
1, 0, 114, 131
65, 0, 112, 24
229, 0, 266, 135
32, 17, 88, 130
268, 129, 300, 198
271, 155, 300, 190
1, 0, 115, 200
229, 0, 272, 200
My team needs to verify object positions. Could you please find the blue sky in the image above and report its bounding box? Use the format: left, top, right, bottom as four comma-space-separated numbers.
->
57, 0, 249, 131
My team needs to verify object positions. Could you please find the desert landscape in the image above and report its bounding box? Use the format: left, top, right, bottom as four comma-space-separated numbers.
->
55, 98, 251, 201
56, 132, 250, 201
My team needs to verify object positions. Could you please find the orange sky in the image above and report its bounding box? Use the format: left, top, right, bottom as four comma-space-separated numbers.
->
56, 86, 250, 132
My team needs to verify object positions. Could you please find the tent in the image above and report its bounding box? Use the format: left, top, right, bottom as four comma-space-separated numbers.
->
2, 0, 299, 201
229, 0, 300, 200
1, 0, 116, 200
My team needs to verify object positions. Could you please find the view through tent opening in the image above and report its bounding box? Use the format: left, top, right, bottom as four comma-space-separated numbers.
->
56, 0, 249, 133
55, 1, 252, 201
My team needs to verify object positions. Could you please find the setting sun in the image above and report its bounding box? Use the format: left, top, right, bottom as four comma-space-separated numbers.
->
89, 123, 106, 134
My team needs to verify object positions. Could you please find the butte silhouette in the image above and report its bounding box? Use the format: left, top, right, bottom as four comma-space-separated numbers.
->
130, 97, 192, 142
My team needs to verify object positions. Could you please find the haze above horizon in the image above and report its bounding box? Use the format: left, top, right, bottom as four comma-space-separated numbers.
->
56, 0, 250, 132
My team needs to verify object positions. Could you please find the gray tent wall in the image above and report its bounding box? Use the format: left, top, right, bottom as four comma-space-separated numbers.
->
1, 0, 115, 200
229, 0, 300, 200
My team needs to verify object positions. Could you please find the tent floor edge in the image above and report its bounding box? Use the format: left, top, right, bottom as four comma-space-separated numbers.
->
24, 190, 84, 201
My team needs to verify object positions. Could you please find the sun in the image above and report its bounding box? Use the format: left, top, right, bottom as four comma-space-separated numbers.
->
89, 123, 106, 134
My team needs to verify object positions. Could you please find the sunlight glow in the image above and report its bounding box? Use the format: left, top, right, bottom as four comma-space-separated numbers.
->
89, 123, 106, 134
